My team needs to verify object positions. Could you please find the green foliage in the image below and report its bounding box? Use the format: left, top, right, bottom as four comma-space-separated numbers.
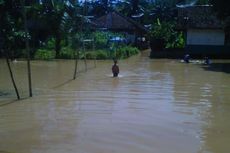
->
45, 38, 55, 50
2, 0, 186, 59
95, 50, 108, 60
59, 47, 75, 59
116, 46, 139, 59
69, 31, 124, 51
93, 31, 108, 49
33, 44, 139, 60
166, 32, 185, 49
34, 49, 55, 60
85, 52, 96, 59
149, 19, 174, 41
150, 19, 185, 49
89, 31, 124, 50
128, 46, 140, 55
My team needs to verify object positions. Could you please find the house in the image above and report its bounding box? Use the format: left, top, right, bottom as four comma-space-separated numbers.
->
177, 5, 228, 57
93, 11, 148, 49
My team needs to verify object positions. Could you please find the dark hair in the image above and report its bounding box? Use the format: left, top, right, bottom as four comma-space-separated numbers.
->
113, 58, 117, 63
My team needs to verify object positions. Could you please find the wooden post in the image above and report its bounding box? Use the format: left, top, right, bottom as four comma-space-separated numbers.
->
93, 39, 96, 68
83, 41, 87, 72
5, 56, 20, 100
73, 49, 79, 80
83, 1, 87, 72
21, 0, 32, 97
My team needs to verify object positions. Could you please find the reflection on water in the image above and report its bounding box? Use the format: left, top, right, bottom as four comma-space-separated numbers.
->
0, 52, 230, 153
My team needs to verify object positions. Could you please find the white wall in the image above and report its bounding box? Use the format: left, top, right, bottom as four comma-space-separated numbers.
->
187, 29, 225, 45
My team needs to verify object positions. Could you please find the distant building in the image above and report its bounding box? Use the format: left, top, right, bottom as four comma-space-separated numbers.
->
177, 5, 227, 55
94, 11, 148, 49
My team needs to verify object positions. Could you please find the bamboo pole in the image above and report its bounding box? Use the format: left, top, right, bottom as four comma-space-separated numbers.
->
93, 40, 96, 68
83, 41, 87, 72
21, 0, 32, 97
73, 49, 79, 80
5, 55, 20, 100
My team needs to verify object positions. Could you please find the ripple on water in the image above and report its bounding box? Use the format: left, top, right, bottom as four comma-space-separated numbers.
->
0, 58, 230, 153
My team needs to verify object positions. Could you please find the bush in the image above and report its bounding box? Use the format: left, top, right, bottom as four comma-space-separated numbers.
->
34, 49, 55, 60
96, 50, 108, 59
45, 38, 55, 50
93, 31, 108, 49
127, 46, 139, 56
166, 32, 185, 48
44, 38, 66, 50
149, 19, 174, 41
149, 19, 185, 49
116, 46, 139, 59
91, 31, 125, 50
85, 52, 96, 59
59, 47, 75, 59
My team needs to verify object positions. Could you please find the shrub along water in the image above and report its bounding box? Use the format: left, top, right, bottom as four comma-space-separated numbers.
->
34, 49, 55, 60
59, 47, 75, 59
34, 38, 139, 60
34, 46, 139, 60
29, 30, 140, 60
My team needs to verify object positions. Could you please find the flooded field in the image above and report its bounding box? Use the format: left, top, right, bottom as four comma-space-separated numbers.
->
0, 51, 230, 153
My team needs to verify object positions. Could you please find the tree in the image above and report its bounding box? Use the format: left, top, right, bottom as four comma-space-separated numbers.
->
209, 0, 230, 20
0, 0, 25, 99
42, 0, 67, 58
88, 1, 107, 17
209, 0, 230, 43
131, 0, 139, 15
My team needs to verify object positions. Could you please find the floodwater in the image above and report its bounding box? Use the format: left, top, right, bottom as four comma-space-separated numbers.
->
0, 51, 230, 153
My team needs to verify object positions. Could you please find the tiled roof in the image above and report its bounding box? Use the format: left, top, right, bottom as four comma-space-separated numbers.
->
94, 11, 147, 33
177, 5, 223, 29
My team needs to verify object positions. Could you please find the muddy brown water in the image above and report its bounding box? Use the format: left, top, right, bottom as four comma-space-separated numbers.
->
0, 51, 230, 153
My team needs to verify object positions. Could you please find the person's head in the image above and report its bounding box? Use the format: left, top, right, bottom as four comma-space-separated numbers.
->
113, 59, 117, 64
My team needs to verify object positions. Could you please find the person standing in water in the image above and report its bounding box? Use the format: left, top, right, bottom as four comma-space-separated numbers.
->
204, 56, 211, 65
112, 59, 119, 77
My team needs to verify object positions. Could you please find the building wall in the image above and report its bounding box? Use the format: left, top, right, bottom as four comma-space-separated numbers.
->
187, 29, 225, 45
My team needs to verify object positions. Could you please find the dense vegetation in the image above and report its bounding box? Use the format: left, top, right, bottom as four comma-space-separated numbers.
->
34, 31, 139, 60
0, 0, 228, 60
0, 0, 143, 60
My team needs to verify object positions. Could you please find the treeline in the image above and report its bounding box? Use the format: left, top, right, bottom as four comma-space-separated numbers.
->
0, 0, 145, 60
0, 0, 227, 60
